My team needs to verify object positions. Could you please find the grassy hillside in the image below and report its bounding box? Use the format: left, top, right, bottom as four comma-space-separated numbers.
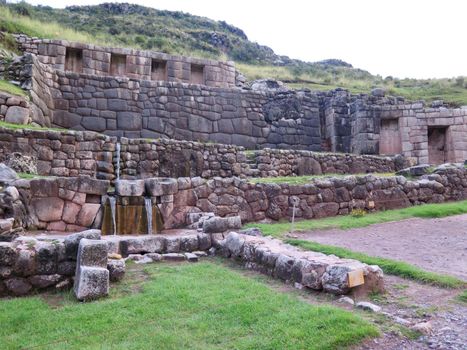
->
1, 2, 467, 106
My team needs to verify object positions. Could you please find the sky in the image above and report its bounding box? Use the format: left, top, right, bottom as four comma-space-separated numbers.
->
18, 0, 467, 79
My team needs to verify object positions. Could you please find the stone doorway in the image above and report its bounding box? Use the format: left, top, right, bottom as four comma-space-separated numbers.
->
379, 119, 402, 155
428, 127, 448, 164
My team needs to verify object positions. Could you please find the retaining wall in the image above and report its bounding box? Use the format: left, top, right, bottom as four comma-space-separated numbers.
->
0, 126, 399, 180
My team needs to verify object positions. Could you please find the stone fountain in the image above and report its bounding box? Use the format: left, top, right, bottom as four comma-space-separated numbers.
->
101, 179, 165, 235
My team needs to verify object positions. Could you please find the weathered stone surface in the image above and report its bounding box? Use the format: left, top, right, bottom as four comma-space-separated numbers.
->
74, 266, 109, 301
356, 301, 382, 313
76, 239, 108, 268
162, 253, 186, 261
115, 179, 145, 196
31, 197, 64, 222
145, 178, 178, 196
107, 259, 125, 282
28, 274, 62, 289
185, 252, 199, 262
64, 229, 101, 260
5, 106, 29, 124
120, 236, 165, 256
4, 277, 32, 296
202, 216, 242, 233
219, 233, 384, 296
0, 164, 18, 182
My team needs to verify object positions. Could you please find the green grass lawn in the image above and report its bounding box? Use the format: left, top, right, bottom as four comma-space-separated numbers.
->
0, 261, 378, 350
286, 239, 465, 289
245, 200, 467, 237
249, 173, 395, 185
0, 80, 27, 96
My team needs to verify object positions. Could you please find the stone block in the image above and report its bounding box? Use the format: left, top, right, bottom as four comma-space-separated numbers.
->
76, 238, 108, 269
119, 236, 165, 256
77, 203, 101, 227
202, 216, 242, 233
115, 179, 145, 196
107, 259, 125, 282
64, 229, 101, 260
31, 197, 64, 222
145, 178, 178, 196
74, 266, 109, 301
5, 106, 29, 125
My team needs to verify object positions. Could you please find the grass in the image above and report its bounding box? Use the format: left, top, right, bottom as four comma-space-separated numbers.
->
0, 79, 27, 96
456, 290, 467, 304
249, 173, 395, 185
0, 261, 378, 349
0, 6, 115, 48
244, 200, 467, 237
286, 239, 466, 289
0, 120, 64, 132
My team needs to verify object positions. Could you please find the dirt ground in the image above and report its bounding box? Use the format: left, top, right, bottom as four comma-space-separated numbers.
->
295, 214, 467, 281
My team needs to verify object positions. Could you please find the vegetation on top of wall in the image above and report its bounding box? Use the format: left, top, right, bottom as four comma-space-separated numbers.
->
244, 200, 467, 237
0, 79, 27, 96
249, 173, 395, 185
0, 2, 466, 106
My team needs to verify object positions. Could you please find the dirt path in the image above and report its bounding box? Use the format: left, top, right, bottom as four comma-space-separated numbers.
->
295, 214, 467, 280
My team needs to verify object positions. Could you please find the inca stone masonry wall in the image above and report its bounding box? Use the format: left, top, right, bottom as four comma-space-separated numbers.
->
320, 89, 467, 164
10, 165, 465, 231
5, 36, 467, 164
166, 164, 466, 227
0, 126, 399, 180
14, 35, 236, 88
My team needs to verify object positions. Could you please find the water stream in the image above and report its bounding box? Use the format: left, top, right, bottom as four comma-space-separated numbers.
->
109, 196, 117, 235
116, 142, 121, 180
144, 197, 153, 235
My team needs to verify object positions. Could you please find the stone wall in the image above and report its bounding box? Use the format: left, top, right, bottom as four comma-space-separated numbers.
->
164, 165, 467, 227
5, 165, 466, 232
250, 149, 400, 177
15, 176, 109, 231
0, 92, 32, 125
0, 126, 401, 180
14, 34, 236, 88
321, 89, 467, 164
46, 68, 322, 150
0, 126, 116, 179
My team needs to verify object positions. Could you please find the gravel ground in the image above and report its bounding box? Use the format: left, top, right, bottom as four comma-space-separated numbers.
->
297, 214, 467, 280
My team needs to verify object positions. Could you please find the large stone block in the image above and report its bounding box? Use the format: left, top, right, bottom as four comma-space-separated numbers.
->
117, 112, 141, 130
5, 106, 29, 125
115, 179, 145, 196
202, 216, 242, 233
77, 203, 101, 227
64, 229, 101, 260
145, 178, 178, 196
31, 197, 64, 222
120, 236, 165, 256
76, 238, 108, 269
74, 266, 109, 301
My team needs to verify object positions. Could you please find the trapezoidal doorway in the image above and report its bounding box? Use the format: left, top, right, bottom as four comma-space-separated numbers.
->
428, 127, 448, 164
379, 119, 402, 155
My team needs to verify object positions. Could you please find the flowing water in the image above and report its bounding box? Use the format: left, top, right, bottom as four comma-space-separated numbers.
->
144, 197, 153, 235
109, 196, 117, 235
116, 142, 121, 180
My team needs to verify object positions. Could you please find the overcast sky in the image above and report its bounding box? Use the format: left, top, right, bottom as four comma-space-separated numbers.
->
19, 0, 467, 79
